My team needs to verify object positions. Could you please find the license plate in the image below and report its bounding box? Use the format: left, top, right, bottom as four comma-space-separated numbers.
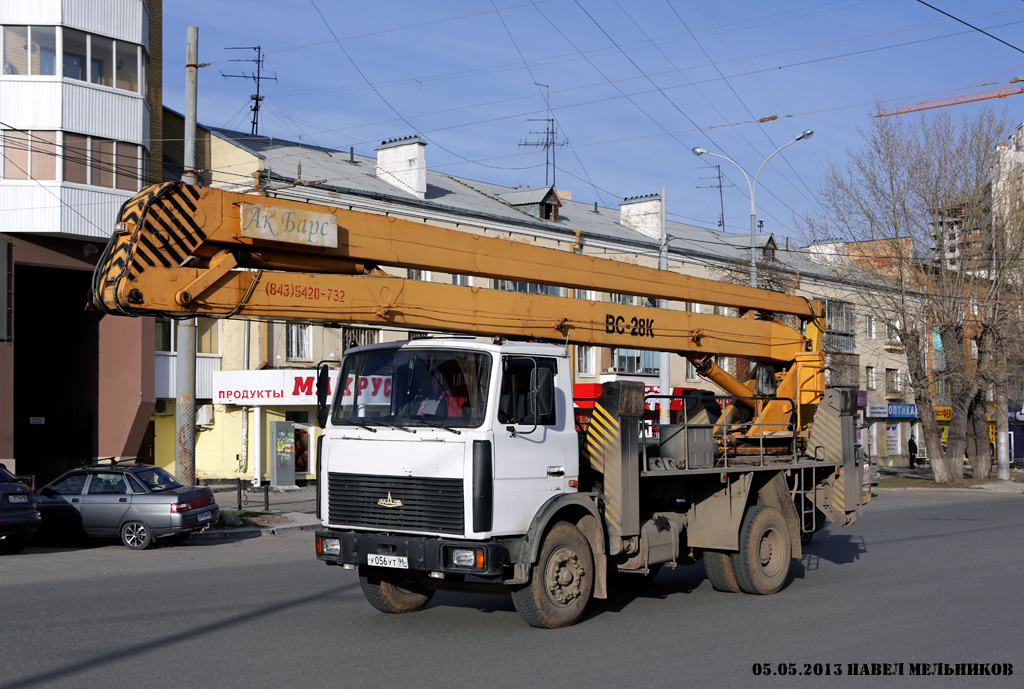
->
8, 495, 28, 503
367, 554, 408, 569
196, 511, 212, 522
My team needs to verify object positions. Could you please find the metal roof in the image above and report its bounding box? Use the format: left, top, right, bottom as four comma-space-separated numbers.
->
200, 125, 838, 283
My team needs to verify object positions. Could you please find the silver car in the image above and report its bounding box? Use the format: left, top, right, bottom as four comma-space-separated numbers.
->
36, 462, 219, 549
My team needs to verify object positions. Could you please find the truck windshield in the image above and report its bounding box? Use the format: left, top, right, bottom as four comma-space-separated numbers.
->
332, 348, 491, 430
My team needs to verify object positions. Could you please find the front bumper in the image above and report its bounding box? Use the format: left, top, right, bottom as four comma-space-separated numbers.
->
315, 529, 508, 578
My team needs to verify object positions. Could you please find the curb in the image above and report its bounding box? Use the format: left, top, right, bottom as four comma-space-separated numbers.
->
876, 485, 1024, 495
191, 516, 320, 540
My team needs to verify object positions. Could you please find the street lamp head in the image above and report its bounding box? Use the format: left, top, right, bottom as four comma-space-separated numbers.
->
795, 129, 814, 141
692, 147, 708, 156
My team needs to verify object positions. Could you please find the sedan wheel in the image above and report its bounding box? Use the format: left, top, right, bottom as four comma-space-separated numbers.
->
120, 521, 154, 550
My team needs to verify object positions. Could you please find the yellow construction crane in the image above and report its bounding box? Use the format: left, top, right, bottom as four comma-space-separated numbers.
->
875, 78, 1024, 117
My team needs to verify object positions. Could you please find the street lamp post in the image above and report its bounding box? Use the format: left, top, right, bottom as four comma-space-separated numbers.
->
692, 130, 813, 288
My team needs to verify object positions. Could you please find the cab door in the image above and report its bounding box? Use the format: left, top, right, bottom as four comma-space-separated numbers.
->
489, 356, 566, 534
79, 472, 132, 536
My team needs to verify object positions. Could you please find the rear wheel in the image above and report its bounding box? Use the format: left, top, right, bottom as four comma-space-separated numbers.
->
511, 521, 593, 629
358, 566, 434, 614
703, 550, 741, 593
120, 521, 153, 550
0, 536, 29, 555
734, 506, 790, 595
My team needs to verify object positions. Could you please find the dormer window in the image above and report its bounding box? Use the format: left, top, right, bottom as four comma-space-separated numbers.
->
498, 186, 562, 222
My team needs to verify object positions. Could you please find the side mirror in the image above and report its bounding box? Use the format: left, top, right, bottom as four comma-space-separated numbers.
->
529, 366, 554, 419
316, 364, 331, 429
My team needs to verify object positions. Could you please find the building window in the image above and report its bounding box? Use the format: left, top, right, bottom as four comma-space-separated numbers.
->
343, 327, 378, 351
63, 28, 87, 80
63, 133, 88, 183
452, 274, 470, 286
865, 315, 877, 339
0, 129, 57, 181
496, 279, 560, 296
885, 368, 901, 394
155, 318, 174, 353
686, 359, 700, 382
610, 348, 658, 374
1, 129, 28, 179
155, 318, 217, 354
865, 366, 876, 390
197, 318, 219, 355
885, 320, 900, 345
91, 138, 114, 187
825, 299, 855, 336
286, 324, 311, 361
576, 345, 594, 377
2, 25, 56, 76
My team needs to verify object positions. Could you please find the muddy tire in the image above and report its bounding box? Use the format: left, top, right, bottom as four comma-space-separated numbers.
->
734, 505, 791, 595
703, 550, 741, 593
358, 565, 434, 614
511, 521, 593, 629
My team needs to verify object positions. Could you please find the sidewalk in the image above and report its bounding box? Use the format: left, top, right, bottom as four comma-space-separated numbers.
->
876, 465, 1024, 494
193, 484, 321, 540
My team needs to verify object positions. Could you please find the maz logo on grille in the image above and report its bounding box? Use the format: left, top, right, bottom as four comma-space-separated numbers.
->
377, 492, 403, 508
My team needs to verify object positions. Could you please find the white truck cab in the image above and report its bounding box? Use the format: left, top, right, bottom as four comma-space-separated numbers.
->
315, 338, 584, 587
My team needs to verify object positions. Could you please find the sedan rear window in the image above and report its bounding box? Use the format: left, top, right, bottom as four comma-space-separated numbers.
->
133, 467, 182, 492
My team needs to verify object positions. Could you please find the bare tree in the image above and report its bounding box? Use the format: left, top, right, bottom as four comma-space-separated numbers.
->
802, 108, 1015, 483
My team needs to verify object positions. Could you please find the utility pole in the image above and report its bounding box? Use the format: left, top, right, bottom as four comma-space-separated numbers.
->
658, 186, 671, 429
519, 84, 567, 187
221, 46, 276, 136
175, 26, 199, 486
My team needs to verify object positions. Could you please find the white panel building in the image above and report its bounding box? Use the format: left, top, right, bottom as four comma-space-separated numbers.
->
0, 1, 163, 483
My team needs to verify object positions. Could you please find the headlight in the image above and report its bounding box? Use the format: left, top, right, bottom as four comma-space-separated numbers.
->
451, 548, 484, 568
319, 537, 341, 556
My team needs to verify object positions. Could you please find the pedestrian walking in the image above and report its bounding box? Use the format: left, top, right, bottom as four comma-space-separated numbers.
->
908, 434, 918, 468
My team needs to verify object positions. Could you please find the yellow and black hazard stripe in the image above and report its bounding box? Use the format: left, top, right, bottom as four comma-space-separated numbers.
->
585, 401, 623, 532
121, 183, 204, 281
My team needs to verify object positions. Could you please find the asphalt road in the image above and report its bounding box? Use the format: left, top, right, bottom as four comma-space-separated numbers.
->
2, 490, 1021, 689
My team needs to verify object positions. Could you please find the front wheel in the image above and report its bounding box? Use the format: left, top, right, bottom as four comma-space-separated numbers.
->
734, 505, 791, 595
358, 566, 434, 614
120, 521, 154, 550
511, 521, 594, 629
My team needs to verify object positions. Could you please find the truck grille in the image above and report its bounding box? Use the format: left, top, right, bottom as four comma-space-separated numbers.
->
328, 473, 464, 534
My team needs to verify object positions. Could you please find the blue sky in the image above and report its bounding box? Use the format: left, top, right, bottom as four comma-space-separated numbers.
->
162, 1, 1024, 243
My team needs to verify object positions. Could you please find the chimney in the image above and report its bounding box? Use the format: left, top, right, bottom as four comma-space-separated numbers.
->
619, 194, 662, 239
375, 135, 427, 199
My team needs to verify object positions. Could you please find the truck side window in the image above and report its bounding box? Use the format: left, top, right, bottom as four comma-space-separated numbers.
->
498, 357, 557, 426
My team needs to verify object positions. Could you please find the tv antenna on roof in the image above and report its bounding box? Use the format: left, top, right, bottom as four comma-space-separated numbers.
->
221, 46, 277, 136
519, 83, 567, 187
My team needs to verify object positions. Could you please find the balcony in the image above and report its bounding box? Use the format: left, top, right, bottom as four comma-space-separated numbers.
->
884, 371, 904, 399
155, 352, 222, 399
